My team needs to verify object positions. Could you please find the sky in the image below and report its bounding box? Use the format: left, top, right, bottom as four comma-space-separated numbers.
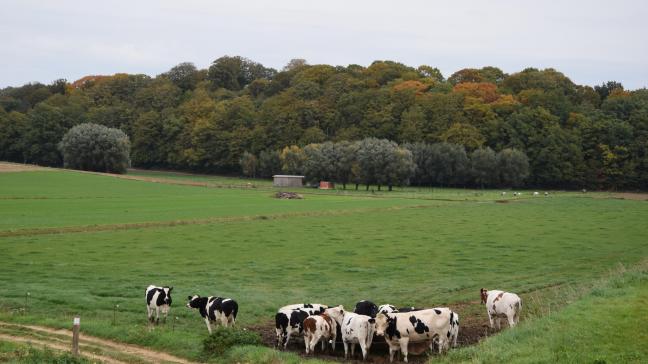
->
2, 0, 647, 89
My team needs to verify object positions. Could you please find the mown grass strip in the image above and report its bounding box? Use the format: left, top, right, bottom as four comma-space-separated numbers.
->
0, 203, 440, 238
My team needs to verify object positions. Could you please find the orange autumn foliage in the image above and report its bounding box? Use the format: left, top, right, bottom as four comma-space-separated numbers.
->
71, 75, 110, 89
453, 82, 500, 103
392, 80, 430, 95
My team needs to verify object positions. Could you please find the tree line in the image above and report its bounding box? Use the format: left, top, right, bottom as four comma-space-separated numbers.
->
241, 138, 529, 190
0, 56, 646, 189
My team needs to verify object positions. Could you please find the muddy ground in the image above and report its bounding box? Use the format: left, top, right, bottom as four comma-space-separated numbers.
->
246, 303, 493, 363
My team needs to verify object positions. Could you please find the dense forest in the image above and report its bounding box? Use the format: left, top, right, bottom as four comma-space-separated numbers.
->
0, 56, 646, 189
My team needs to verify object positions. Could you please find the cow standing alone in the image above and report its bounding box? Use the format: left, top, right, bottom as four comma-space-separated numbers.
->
186, 295, 238, 333
145, 285, 173, 324
481, 288, 521, 329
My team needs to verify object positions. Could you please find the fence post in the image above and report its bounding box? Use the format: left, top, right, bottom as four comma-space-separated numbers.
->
72, 316, 80, 356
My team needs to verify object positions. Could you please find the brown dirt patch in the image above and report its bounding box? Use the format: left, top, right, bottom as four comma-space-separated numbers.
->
0, 162, 47, 173
610, 192, 648, 201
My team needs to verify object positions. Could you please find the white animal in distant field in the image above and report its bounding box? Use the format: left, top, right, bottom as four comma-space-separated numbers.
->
533, 192, 539, 196
544, 192, 549, 197
501, 191, 507, 196
480, 288, 521, 329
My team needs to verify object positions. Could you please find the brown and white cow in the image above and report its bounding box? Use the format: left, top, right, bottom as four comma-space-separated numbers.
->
303, 313, 337, 354
275, 303, 328, 348
325, 305, 375, 361
374, 307, 457, 362
480, 288, 521, 329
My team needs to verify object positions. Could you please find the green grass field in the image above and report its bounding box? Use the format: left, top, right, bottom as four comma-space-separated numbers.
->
0, 168, 647, 363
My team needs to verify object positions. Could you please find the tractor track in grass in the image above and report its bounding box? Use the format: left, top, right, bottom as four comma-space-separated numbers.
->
0, 204, 441, 238
0, 322, 197, 364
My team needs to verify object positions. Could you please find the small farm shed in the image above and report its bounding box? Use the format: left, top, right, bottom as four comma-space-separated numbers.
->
319, 181, 335, 189
273, 175, 304, 187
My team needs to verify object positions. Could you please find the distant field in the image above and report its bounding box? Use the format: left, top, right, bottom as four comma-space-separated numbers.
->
0, 167, 647, 363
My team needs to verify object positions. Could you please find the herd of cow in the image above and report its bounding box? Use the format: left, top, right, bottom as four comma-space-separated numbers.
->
145, 285, 522, 362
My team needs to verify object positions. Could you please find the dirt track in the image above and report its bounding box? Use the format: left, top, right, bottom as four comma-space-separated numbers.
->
0, 322, 196, 364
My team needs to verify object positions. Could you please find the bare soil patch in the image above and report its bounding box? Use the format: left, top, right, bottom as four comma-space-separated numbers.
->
247, 303, 492, 364
0, 162, 47, 173
610, 192, 648, 201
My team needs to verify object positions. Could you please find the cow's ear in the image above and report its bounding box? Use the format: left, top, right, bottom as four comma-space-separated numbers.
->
187, 295, 192, 300
169, 286, 173, 292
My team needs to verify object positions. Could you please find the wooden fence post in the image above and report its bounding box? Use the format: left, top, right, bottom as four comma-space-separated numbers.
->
72, 316, 80, 356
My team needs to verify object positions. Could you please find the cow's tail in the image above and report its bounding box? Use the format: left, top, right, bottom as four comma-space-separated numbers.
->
232, 301, 239, 323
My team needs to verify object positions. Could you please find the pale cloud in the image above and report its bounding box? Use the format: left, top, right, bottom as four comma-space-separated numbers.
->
1, 0, 647, 89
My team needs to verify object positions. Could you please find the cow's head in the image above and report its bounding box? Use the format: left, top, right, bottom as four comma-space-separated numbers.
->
480, 288, 488, 304
374, 312, 390, 336
163, 286, 173, 305
186, 295, 205, 309
369, 302, 378, 318
324, 305, 345, 325
378, 304, 396, 315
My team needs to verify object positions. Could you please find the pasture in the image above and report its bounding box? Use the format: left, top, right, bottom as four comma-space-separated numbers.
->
0, 167, 647, 363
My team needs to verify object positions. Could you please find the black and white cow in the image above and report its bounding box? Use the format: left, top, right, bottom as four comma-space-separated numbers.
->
145, 285, 173, 324
275, 304, 327, 349
354, 300, 379, 318
377, 304, 458, 348
186, 295, 238, 333
374, 307, 457, 362
377, 304, 423, 315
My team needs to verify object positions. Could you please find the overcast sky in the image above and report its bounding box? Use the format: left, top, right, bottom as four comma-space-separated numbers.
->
2, 0, 647, 89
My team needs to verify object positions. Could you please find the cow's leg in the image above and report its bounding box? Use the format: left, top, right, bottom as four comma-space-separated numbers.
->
399, 338, 409, 363
284, 330, 291, 349
389, 345, 397, 363
343, 341, 349, 359
488, 312, 494, 329
359, 340, 369, 361
312, 333, 321, 353
496, 317, 502, 330
453, 328, 459, 347
438, 336, 448, 353
204, 318, 212, 334
321, 334, 326, 351
275, 329, 281, 348
350, 342, 356, 357
155, 306, 160, 324
507, 311, 516, 327
330, 331, 336, 352
304, 334, 310, 354
146, 306, 152, 323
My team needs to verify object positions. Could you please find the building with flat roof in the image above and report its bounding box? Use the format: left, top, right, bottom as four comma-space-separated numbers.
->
272, 175, 304, 187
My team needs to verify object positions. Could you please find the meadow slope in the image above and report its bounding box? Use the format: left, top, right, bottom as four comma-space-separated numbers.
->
0, 168, 647, 363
